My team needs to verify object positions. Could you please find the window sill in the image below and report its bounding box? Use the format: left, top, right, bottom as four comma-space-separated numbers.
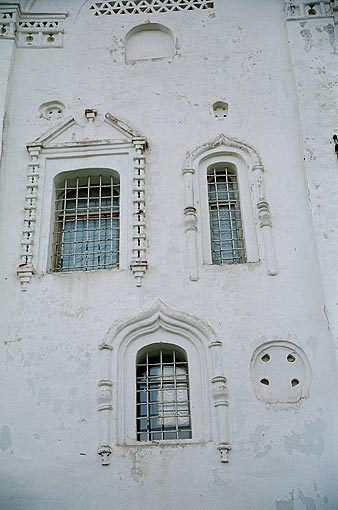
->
119, 439, 208, 447
201, 260, 260, 269
47, 267, 121, 275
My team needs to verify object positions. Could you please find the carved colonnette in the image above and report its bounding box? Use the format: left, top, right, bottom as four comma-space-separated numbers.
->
182, 168, 199, 281
130, 138, 148, 286
17, 147, 40, 290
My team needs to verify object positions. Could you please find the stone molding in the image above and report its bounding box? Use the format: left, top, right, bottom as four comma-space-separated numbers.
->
284, 0, 337, 20
182, 134, 278, 279
0, 2, 67, 48
18, 112, 148, 289
98, 300, 231, 465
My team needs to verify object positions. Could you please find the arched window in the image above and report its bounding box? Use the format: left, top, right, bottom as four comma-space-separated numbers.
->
136, 345, 192, 441
207, 164, 245, 264
52, 172, 120, 272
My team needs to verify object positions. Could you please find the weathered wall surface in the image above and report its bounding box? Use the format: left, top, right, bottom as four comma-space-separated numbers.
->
286, 7, 338, 353
1, 0, 338, 509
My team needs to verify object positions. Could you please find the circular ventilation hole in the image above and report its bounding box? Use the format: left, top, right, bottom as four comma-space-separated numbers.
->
291, 378, 300, 387
260, 378, 270, 386
261, 353, 270, 362
308, 6, 316, 15
287, 353, 296, 363
47, 34, 55, 43
1, 26, 7, 35
26, 34, 34, 43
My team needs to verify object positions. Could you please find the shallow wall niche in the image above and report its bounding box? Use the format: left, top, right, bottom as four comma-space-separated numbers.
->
213, 101, 228, 119
125, 23, 175, 62
251, 341, 312, 408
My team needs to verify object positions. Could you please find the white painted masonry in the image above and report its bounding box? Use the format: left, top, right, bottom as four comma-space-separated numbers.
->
1, 0, 338, 509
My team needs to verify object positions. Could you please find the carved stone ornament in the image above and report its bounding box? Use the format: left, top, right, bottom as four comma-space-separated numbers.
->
98, 300, 231, 465
0, 2, 67, 48
251, 340, 312, 409
284, 0, 336, 20
89, 0, 214, 16
18, 111, 148, 290
183, 134, 278, 278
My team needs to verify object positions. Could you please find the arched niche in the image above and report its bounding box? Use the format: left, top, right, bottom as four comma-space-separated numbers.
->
125, 23, 175, 62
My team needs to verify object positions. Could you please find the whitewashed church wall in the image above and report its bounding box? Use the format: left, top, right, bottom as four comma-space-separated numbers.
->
1, 1, 338, 509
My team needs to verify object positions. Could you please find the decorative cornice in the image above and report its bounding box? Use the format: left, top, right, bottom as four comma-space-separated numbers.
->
0, 3, 67, 47
27, 113, 147, 149
89, 0, 214, 16
284, 0, 336, 21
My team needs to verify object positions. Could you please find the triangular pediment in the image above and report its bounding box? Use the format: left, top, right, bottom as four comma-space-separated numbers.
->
27, 113, 145, 149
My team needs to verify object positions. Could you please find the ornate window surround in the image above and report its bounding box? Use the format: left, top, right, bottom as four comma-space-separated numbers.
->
17, 112, 148, 290
97, 300, 231, 466
182, 134, 278, 280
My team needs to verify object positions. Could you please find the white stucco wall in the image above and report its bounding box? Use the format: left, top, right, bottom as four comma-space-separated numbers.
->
1, 1, 338, 509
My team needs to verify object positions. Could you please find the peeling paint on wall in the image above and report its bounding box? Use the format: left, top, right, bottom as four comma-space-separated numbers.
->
275, 490, 294, 510
298, 489, 316, 510
300, 29, 313, 52
249, 425, 272, 458
284, 419, 326, 456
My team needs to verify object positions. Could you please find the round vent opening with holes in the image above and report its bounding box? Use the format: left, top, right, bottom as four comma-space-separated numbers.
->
251, 341, 312, 405
39, 101, 65, 121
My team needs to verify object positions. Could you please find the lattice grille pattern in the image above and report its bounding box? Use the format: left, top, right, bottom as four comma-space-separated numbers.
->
136, 348, 192, 441
53, 174, 120, 272
90, 0, 214, 15
208, 167, 246, 265
19, 20, 59, 28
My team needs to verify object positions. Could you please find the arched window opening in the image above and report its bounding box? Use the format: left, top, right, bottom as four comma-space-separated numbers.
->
52, 172, 120, 272
136, 345, 192, 441
207, 164, 246, 265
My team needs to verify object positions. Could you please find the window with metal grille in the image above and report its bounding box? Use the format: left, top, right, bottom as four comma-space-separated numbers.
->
207, 165, 246, 265
136, 346, 192, 441
52, 173, 120, 272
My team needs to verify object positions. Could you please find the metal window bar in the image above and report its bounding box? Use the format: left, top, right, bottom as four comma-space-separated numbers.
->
207, 166, 246, 265
53, 174, 120, 272
136, 348, 192, 442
